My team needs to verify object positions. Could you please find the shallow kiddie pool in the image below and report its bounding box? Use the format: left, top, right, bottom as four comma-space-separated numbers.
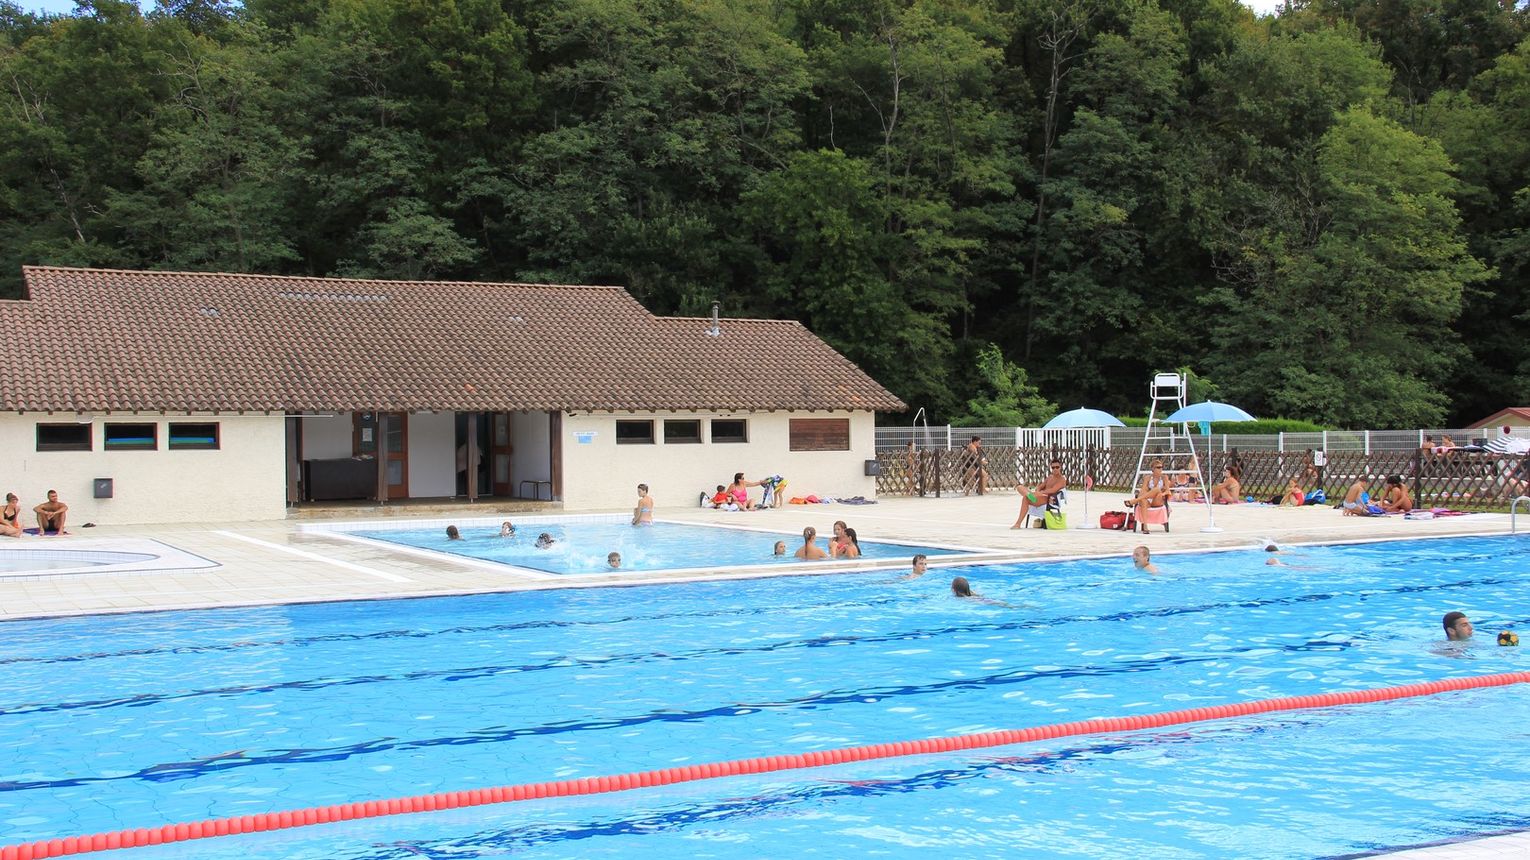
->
335, 516, 978, 575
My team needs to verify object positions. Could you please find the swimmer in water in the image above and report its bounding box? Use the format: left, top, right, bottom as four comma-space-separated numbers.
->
951, 576, 1012, 607
607, 552, 621, 569
1132, 545, 1159, 574
446, 525, 462, 541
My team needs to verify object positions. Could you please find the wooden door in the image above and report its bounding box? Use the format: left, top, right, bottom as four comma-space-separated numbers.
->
354, 412, 409, 500
491, 412, 514, 497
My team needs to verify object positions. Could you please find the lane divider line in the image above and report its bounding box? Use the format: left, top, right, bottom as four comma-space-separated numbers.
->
212, 531, 413, 583
6, 671, 1528, 859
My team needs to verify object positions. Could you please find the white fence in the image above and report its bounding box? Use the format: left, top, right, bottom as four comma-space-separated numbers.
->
876, 425, 1529, 453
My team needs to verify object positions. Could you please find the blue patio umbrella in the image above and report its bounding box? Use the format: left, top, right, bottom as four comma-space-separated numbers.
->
1039, 408, 1124, 527
1162, 401, 1256, 425
1042, 408, 1126, 430
1162, 401, 1257, 533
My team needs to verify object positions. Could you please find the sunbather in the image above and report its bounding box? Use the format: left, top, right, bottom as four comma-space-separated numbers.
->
1210, 467, 1241, 504
1012, 460, 1067, 529
1379, 475, 1413, 513
1341, 477, 1372, 515
1125, 460, 1171, 533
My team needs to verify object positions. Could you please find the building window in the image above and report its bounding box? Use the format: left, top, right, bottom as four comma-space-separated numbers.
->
104, 423, 158, 451
664, 419, 702, 444
36, 423, 91, 452
168, 422, 220, 450
615, 420, 655, 444
711, 419, 748, 444
789, 418, 850, 451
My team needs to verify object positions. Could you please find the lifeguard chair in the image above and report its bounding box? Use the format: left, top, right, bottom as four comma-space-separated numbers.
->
1131, 373, 1198, 510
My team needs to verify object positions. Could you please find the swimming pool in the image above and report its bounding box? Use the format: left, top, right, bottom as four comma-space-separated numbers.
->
1, 535, 1526, 857
0, 548, 159, 575
337, 517, 974, 575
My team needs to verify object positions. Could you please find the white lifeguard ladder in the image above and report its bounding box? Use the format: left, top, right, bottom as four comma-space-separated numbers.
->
1132, 372, 1197, 492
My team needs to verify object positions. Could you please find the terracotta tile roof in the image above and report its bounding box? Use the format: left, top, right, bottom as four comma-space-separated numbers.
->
0, 267, 905, 414
1469, 407, 1530, 428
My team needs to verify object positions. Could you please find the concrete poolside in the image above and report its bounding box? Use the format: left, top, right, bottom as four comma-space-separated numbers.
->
0, 491, 1519, 621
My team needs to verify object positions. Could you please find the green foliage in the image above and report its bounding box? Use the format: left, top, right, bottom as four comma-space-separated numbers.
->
0, 0, 1521, 426
947, 343, 1057, 426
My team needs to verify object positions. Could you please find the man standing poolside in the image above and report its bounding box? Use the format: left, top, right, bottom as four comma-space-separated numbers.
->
795, 526, 827, 560
1443, 611, 1473, 641
34, 489, 68, 536
632, 484, 654, 526
962, 436, 989, 495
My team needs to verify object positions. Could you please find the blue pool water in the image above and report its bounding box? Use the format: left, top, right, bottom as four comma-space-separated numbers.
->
1, 535, 1528, 858
349, 519, 968, 574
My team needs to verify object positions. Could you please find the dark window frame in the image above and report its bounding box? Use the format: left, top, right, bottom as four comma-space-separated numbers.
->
615, 419, 656, 445
663, 419, 702, 444
168, 422, 220, 450
36, 423, 92, 452
104, 422, 158, 451
710, 419, 749, 444
788, 418, 851, 452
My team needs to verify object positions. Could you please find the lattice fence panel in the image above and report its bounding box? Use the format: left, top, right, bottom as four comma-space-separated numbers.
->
876, 446, 1528, 508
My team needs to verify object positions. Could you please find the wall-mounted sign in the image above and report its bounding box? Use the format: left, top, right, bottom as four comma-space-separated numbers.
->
574, 431, 597, 445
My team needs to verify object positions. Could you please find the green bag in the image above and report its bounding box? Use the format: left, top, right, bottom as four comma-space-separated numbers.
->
1043, 509, 1067, 530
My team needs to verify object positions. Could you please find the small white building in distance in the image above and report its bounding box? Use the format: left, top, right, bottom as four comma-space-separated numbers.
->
0, 267, 904, 525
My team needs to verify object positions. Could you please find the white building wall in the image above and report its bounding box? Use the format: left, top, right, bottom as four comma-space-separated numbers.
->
0, 413, 287, 525
558, 411, 877, 510
407, 412, 456, 498
301, 415, 353, 460
511, 412, 553, 489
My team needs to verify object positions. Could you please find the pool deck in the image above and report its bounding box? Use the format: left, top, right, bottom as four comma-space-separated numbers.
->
2, 494, 1526, 860
0, 491, 1517, 622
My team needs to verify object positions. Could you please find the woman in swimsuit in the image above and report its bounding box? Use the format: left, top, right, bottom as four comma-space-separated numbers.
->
1127, 461, 1172, 533
727, 473, 760, 511
1, 493, 21, 538
1210, 467, 1241, 504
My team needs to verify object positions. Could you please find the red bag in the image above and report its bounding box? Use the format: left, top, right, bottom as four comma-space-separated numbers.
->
1099, 511, 1128, 530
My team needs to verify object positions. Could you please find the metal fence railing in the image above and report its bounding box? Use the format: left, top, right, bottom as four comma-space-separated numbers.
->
872, 444, 1530, 511
876, 426, 1529, 454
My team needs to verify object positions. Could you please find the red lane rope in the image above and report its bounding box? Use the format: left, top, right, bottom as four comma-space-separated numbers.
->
6, 671, 1528, 859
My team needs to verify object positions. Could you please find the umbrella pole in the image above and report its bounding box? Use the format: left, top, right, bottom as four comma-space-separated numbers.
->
1196, 431, 1221, 533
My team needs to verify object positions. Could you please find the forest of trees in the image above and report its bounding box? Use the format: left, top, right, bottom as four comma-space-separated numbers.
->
1, 0, 1526, 428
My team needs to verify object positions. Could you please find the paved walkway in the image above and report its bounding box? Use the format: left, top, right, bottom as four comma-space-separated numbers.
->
0, 492, 1515, 621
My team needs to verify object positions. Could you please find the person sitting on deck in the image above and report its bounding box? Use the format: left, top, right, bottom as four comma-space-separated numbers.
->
1210, 467, 1241, 504
1012, 460, 1067, 529
1341, 477, 1372, 515
1125, 461, 1171, 533
726, 473, 762, 511
1171, 454, 1201, 502
33, 489, 67, 536
1379, 475, 1413, 513
1278, 477, 1305, 507
1, 493, 21, 538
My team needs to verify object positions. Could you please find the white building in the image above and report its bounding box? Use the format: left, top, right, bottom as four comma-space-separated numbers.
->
0, 267, 904, 525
